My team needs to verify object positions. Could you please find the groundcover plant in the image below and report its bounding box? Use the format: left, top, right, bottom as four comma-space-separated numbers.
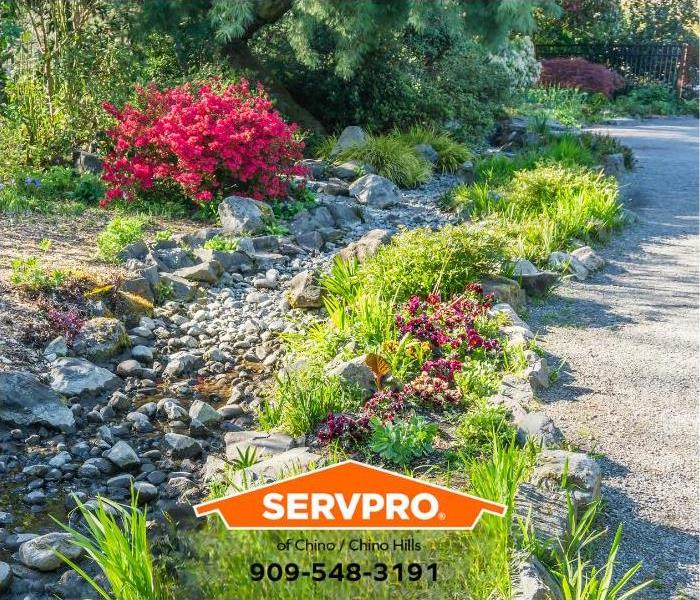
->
1, 1, 697, 599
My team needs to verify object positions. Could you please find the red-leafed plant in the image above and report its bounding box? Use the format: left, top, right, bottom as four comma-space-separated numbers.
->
539, 58, 625, 97
100, 80, 306, 206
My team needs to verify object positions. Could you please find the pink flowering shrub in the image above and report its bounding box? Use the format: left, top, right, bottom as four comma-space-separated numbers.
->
101, 80, 306, 206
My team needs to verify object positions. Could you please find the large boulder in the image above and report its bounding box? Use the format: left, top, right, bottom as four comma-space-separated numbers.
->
349, 174, 401, 209
50, 358, 122, 398
287, 271, 323, 309
72, 318, 129, 362
218, 195, 270, 235
336, 229, 391, 263
330, 126, 366, 157
18, 532, 82, 572
0, 371, 75, 432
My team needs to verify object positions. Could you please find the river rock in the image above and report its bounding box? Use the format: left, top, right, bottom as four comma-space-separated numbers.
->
336, 228, 391, 263
515, 412, 563, 447
0, 561, 11, 592
44, 336, 68, 358
163, 433, 202, 459
570, 246, 605, 271
349, 174, 400, 208
0, 371, 75, 432
548, 251, 589, 281
219, 195, 269, 235
515, 483, 569, 543
105, 440, 141, 469
414, 143, 438, 163
163, 351, 204, 379
287, 270, 323, 308
72, 317, 129, 361
131, 345, 153, 363
18, 532, 82, 571
50, 357, 122, 397
519, 272, 560, 296
189, 400, 222, 428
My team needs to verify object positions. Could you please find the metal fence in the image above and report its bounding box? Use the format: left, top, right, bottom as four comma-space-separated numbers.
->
535, 43, 696, 91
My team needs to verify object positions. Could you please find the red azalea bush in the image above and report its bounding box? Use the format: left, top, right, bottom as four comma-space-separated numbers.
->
100, 80, 306, 206
539, 58, 625, 97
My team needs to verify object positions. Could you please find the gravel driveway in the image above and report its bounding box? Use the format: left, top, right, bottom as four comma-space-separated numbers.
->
528, 117, 699, 598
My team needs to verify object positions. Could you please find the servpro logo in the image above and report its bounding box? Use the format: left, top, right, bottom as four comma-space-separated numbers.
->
193, 460, 505, 530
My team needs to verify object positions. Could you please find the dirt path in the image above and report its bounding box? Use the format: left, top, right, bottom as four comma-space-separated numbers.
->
529, 117, 699, 598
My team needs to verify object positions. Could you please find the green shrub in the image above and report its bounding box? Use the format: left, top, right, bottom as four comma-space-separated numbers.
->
259, 368, 363, 437
611, 84, 697, 117
97, 216, 148, 263
335, 134, 432, 188
356, 224, 508, 302
69, 172, 106, 205
203, 235, 238, 252
369, 415, 437, 466
455, 405, 515, 460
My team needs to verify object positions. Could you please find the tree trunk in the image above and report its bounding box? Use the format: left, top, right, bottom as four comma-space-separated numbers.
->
223, 40, 326, 134
220, 0, 325, 134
